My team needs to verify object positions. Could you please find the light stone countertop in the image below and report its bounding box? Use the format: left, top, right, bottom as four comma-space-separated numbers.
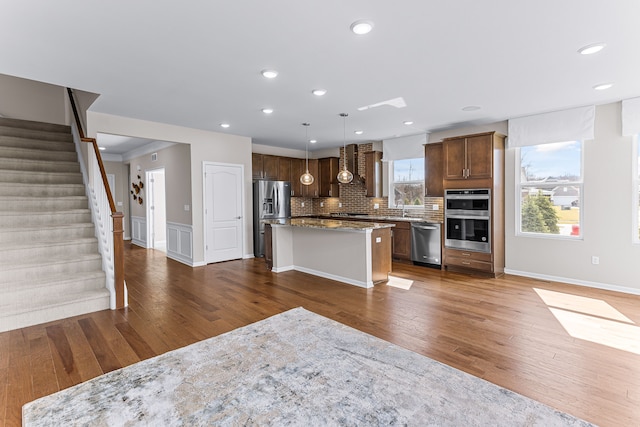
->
266, 218, 395, 231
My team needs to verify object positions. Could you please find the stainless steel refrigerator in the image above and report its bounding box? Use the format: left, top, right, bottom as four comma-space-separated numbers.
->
253, 180, 291, 257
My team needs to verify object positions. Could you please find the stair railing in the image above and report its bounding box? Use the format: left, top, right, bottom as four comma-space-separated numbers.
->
67, 88, 126, 309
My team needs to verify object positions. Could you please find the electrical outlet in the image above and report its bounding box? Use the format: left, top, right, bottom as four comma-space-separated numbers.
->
301, 202, 305, 207
320, 202, 324, 207
432, 204, 439, 210
591, 256, 599, 265
374, 203, 379, 209
117, 201, 123, 207
184, 205, 190, 211
338, 202, 342, 208
375, 237, 382, 243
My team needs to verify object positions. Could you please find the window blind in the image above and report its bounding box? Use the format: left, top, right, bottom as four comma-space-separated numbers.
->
507, 105, 595, 148
382, 133, 427, 161
622, 97, 640, 136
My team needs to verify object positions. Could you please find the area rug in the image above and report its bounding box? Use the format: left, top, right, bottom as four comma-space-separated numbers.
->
23, 308, 593, 426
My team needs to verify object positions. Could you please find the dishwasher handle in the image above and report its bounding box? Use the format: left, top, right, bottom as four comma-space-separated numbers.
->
412, 224, 438, 230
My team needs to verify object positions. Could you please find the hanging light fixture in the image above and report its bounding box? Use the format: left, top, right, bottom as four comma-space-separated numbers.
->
300, 122, 314, 186
337, 113, 353, 184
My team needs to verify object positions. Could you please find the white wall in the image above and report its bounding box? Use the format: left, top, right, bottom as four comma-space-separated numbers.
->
87, 111, 253, 266
505, 102, 639, 294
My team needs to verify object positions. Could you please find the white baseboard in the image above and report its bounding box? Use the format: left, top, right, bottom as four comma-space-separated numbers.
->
504, 269, 640, 296
294, 266, 373, 288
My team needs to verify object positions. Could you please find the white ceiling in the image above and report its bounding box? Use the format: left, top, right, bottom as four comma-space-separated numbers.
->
1, 1, 639, 152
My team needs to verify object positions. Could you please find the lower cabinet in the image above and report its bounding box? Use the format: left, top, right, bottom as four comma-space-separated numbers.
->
391, 221, 412, 261
443, 248, 493, 274
264, 224, 273, 270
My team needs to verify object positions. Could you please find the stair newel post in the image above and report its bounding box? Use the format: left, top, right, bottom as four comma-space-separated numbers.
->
112, 212, 125, 309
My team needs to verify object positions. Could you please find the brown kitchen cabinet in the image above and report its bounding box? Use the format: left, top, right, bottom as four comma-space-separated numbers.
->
364, 151, 383, 197
442, 131, 505, 277
443, 132, 500, 182
424, 142, 443, 197
318, 157, 339, 197
302, 159, 319, 198
289, 158, 303, 197
264, 224, 273, 270
278, 157, 291, 181
252, 153, 280, 180
391, 221, 411, 261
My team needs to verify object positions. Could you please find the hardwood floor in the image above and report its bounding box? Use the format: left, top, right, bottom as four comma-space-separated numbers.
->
2, 243, 639, 426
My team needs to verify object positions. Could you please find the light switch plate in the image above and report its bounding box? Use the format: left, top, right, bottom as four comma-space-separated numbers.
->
320, 202, 324, 207
375, 237, 382, 243
184, 205, 190, 211
374, 203, 379, 209
338, 202, 342, 208
117, 201, 123, 207
301, 202, 305, 207
432, 204, 439, 210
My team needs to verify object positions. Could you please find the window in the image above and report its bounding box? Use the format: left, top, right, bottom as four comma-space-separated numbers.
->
388, 158, 424, 208
517, 141, 583, 237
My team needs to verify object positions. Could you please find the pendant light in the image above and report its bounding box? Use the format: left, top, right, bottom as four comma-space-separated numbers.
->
337, 113, 354, 184
300, 122, 314, 186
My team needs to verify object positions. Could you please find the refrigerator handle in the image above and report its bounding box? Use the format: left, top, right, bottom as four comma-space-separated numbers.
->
274, 184, 279, 214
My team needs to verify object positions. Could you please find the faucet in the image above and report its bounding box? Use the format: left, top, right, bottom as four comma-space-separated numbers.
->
397, 200, 406, 217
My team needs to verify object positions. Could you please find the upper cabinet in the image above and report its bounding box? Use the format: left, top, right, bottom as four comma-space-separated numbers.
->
364, 151, 383, 197
302, 159, 319, 198
289, 158, 304, 197
424, 143, 443, 197
443, 132, 504, 185
252, 153, 280, 180
318, 157, 339, 197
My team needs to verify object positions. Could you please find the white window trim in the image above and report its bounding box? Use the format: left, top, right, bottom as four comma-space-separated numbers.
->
515, 143, 584, 240
633, 135, 640, 244
387, 159, 425, 210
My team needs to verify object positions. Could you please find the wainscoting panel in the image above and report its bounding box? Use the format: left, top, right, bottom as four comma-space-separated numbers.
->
131, 216, 147, 248
167, 222, 193, 266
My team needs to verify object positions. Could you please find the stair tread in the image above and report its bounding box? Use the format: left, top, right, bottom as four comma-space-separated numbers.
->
0, 195, 87, 201
0, 208, 90, 216
0, 270, 105, 290
0, 289, 110, 316
0, 118, 71, 134
0, 252, 102, 269
0, 237, 98, 250
0, 223, 94, 232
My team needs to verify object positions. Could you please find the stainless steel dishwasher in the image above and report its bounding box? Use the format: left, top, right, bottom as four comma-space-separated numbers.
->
410, 222, 441, 267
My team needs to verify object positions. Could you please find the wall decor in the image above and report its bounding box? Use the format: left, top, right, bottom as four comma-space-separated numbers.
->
131, 175, 144, 205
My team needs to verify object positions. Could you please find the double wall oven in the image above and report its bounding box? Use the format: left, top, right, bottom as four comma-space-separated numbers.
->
444, 189, 491, 253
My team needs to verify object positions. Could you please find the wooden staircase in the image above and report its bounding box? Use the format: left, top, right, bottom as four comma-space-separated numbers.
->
0, 117, 110, 333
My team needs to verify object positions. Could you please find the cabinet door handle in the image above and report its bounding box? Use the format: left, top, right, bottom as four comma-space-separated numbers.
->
462, 261, 471, 265
461, 252, 471, 257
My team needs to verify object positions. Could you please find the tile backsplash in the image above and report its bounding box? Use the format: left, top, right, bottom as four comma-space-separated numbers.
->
290, 142, 443, 222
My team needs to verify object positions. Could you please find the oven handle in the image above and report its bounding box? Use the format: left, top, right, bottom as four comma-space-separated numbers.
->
445, 214, 491, 220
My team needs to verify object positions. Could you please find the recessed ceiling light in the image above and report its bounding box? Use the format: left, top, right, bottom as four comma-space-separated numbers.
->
354, 130, 364, 135
262, 108, 274, 114
310, 139, 317, 144
403, 121, 414, 125
462, 105, 481, 111
261, 69, 278, 79
220, 123, 230, 128
593, 83, 613, 91
312, 89, 327, 96
350, 20, 374, 35
98, 146, 106, 151
578, 43, 606, 55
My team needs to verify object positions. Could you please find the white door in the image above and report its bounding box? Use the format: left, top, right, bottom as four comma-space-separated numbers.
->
146, 169, 167, 252
205, 163, 244, 263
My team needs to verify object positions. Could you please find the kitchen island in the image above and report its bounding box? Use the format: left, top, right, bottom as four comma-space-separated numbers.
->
266, 218, 394, 288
